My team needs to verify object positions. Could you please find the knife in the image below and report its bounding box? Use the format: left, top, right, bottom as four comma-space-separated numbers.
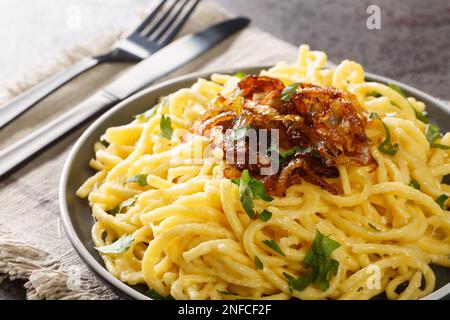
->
0, 17, 250, 179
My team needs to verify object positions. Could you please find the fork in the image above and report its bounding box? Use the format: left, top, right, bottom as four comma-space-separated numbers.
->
0, 0, 200, 129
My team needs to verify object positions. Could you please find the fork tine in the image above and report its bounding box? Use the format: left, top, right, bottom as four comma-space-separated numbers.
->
134, 0, 167, 33
154, 0, 201, 45
141, 0, 182, 38
147, 0, 194, 41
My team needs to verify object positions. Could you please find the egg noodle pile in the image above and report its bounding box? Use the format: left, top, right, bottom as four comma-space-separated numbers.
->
77, 45, 450, 300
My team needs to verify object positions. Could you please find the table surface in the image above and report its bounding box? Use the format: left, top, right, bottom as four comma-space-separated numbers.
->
1, 0, 449, 299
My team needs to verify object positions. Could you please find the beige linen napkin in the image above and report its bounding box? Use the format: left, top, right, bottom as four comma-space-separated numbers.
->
0, 1, 297, 299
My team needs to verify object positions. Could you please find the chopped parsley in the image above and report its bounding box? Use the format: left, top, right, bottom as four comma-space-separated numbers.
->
369, 112, 399, 155
160, 114, 173, 139
435, 194, 449, 210
232, 170, 273, 219
234, 72, 247, 79
408, 179, 420, 190
135, 105, 158, 122
367, 91, 381, 98
109, 195, 137, 215
426, 124, 450, 150
255, 256, 264, 269
283, 230, 340, 292
127, 174, 148, 187
258, 209, 272, 222
96, 234, 134, 254
368, 223, 380, 232
262, 239, 285, 256
217, 290, 234, 296
388, 83, 429, 124
270, 145, 313, 161
281, 82, 299, 101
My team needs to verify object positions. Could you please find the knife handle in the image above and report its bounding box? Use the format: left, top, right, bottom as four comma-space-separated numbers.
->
0, 91, 117, 178
0, 57, 100, 129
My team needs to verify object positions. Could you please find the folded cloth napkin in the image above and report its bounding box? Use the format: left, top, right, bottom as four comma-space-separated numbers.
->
0, 1, 297, 299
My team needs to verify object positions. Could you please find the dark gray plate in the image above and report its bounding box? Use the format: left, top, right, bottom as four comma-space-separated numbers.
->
59, 66, 450, 300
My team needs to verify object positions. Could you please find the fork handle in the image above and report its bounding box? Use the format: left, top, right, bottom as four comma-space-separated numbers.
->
0, 57, 100, 129
0, 90, 117, 178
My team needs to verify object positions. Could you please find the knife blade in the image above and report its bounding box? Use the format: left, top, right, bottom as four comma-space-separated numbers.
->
0, 17, 250, 179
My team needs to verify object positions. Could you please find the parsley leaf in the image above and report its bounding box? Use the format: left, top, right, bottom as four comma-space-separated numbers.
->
239, 178, 256, 218
262, 239, 285, 256
409, 179, 420, 190
255, 256, 264, 269
217, 290, 234, 296
369, 112, 399, 155
414, 109, 429, 124
435, 194, 449, 210
426, 124, 442, 144
145, 289, 174, 300
96, 234, 134, 254
281, 82, 299, 101
160, 114, 173, 139
388, 83, 407, 98
233, 170, 273, 219
367, 91, 381, 98
135, 105, 159, 122
109, 195, 138, 215
127, 174, 148, 187
270, 146, 313, 161
388, 83, 429, 123
234, 72, 246, 79
283, 272, 312, 293
426, 124, 450, 150
258, 209, 272, 222
283, 230, 340, 292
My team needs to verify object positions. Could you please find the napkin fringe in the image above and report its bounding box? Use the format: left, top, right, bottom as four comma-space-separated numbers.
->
0, 237, 116, 300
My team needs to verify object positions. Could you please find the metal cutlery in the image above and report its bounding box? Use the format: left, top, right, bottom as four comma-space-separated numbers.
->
0, 17, 250, 178
0, 0, 201, 129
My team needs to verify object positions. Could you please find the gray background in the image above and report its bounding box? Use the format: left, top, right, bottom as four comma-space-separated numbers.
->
0, 0, 449, 299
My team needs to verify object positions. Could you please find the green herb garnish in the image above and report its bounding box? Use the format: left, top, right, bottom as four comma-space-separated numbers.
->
388, 83, 429, 123
145, 289, 174, 300
409, 179, 420, 190
160, 114, 173, 139
283, 230, 340, 292
258, 209, 272, 222
270, 145, 313, 161
367, 91, 381, 98
281, 82, 299, 101
369, 112, 399, 155
426, 124, 450, 150
255, 256, 264, 269
96, 234, 134, 254
109, 195, 137, 215
435, 194, 449, 210
127, 174, 148, 187
234, 72, 246, 79
232, 170, 273, 219
239, 177, 256, 218
262, 239, 285, 256
135, 105, 159, 122
217, 290, 234, 296
368, 223, 380, 232
283, 272, 311, 293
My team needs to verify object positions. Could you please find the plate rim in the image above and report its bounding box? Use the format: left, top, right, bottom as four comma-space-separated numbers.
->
59, 65, 450, 300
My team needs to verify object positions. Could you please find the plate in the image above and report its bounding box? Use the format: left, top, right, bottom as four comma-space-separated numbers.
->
59, 66, 450, 300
